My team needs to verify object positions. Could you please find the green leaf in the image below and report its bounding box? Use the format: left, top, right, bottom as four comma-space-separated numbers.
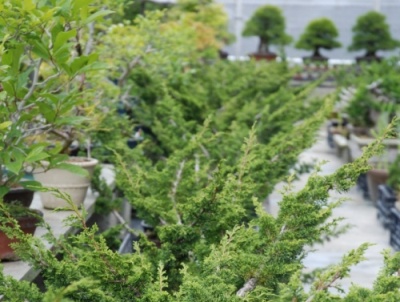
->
53, 44, 72, 65
70, 55, 89, 75
23, 0, 35, 11
54, 116, 89, 126
1, 82, 15, 96
0, 185, 9, 199
82, 10, 114, 25
19, 180, 43, 191
57, 162, 89, 177
53, 29, 76, 53
5, 160, 23, 175
26, 146, 50, 163
0, 121, 12, 130
2, 43, 23, 75
31, 39, 50, 60
79, 62, 106, 74
37, 100, 56, 122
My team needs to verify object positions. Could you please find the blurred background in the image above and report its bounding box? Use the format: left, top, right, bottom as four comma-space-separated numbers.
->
217, 0, 400, 59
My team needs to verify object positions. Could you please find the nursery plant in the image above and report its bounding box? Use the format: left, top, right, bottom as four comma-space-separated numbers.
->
0, 0, 115, 194
3, 2, 400, 301
0, 0, 119, 261
1, 115, 398, 301
295, 17, 341, 61
348, 11, 400, 61
242, 5, 292, 59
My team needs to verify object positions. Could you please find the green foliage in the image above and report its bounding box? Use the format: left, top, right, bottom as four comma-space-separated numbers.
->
336, 59, 400, 128
172, 0, 235, 45
242, 5, 292, 54
387, 154, 400, 192
0, 0, 112, 190
344, 86, 375, 127
348, 11, 400, 57
91, 165, 122, 215
295, 18, 341, 57
2, 1, 400, 301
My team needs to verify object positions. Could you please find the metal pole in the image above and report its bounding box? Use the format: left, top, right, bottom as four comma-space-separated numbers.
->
235, 0, 243, 58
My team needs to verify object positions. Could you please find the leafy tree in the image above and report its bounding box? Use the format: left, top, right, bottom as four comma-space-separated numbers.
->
242, 5, 292, 55
295, 18, 341, 58
348, 11, 400, 58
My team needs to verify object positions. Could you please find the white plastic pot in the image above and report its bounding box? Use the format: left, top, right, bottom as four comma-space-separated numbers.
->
34, 157, 99, 209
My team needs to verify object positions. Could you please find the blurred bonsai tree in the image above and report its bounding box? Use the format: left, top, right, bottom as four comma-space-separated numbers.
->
169, 0, 235, 52
348, 11, 399, 60
242, 5, 292, 58
295, 17, 341, 60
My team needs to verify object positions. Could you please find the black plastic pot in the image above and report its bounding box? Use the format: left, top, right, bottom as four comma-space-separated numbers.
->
357, 173, 369, 199
376, 184, 396, 229
390, 206, 400, 251
4, 187, 35, 208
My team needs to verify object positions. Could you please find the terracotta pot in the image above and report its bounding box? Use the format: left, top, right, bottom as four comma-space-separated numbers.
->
3, 187, 34, 208
0, 209, 42, 261
367, 169, 389, 203
249, 52, 277, 61
33, 157, 98, 209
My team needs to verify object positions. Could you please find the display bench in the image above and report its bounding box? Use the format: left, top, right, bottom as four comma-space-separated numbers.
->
1, 164, 115, 282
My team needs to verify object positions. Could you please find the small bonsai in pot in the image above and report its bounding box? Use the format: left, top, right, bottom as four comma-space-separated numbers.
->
348, 11, 400, 62
295, 17, 341, 63
242, 4, 292, 60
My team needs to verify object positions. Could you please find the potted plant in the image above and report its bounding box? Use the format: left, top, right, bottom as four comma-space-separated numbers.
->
348, 11, 400, 62
0, 204, 43, 261
295, 17, 341, 63
242, 5, 292, 61
0, 0, 111, 209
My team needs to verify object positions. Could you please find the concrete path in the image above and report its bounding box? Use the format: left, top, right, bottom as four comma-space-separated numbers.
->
266, 125, 391, 292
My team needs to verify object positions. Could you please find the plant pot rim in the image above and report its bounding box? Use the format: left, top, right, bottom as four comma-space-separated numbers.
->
39, 157, 99, 168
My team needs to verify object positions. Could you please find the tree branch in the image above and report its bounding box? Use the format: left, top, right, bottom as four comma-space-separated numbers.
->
236, 278, 257, 297
170, 160, 185, 225
84, 22, 95, 55
19, 58, 43, 110
117, 45, 154, 87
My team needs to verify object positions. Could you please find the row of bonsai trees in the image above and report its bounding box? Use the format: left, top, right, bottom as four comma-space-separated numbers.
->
243, 5, 399, 61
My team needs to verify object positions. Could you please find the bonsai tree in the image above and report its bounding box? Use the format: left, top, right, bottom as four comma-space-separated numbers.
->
348, 11, 400, 60
242, 5, 292, 58
295, 17, 341, 60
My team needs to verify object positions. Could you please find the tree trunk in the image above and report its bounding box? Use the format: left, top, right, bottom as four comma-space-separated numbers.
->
365, 50, 377, 58
313, 47, 321, 58
140, 0, 146, 15
258, 38, 269, 54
